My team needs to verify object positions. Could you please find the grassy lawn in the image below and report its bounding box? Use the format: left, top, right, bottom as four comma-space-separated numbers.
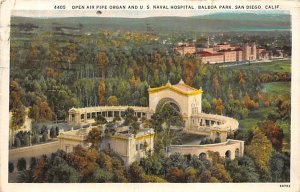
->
262, 81, 291, 98
226, 59, 291, 73
240, 80, 291, 143
239, 106, 276, 131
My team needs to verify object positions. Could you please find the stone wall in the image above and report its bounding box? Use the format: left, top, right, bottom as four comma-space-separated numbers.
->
9, 141, 59, 169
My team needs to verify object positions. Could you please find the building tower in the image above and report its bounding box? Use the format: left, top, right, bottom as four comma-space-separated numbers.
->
206, 36, 210, 48
251, 42, 257, 61
242, 43, 250, 61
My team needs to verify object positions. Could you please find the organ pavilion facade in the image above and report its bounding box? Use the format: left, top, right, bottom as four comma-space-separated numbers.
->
148, 79, 203, 129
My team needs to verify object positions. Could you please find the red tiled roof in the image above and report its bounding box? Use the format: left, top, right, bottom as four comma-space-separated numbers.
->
172, 83, 196, 93
233, 48, 243, 51
217, 49, 235, 52
177, 44, 195, 48
194, 51, 223, 57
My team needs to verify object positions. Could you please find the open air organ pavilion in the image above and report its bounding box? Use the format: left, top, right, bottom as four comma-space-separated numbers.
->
66, 79, 244, 164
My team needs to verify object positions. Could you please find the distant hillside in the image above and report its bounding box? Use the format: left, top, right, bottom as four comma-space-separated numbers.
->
193, 12, 290, 23
11, 12, 290, 34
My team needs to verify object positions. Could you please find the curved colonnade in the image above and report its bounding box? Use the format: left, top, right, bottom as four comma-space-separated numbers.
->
170, 112, 243, 160
68, 106, 149, 124
187, 112, 239, 135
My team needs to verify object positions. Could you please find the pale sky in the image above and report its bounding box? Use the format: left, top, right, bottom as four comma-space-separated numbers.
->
12, 9, 289, 18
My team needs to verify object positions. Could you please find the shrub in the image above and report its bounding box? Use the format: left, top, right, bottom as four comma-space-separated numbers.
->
214, 137, 221, 143
40, 125, 47, 134
9, 162, 14, 173
50, 127, 56, 139
42, 131, 49, 142
202, 138, 213, 144
30, 157, 37, 170
15, 137, 21, 147
95, 115, 107, 125
166, 167, 185, 182
55, 126, 59, 136
24, 133, 31, 146
17, 158, 27, 171
113, 116, 121, 122
31, 134, 40, 144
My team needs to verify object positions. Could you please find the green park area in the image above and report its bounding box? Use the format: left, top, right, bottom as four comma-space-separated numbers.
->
262, 81, 291, 98
239, 106, 276, 130
232, 59, 291, 73
233, 59, 291, 127
240, 80, 291, 130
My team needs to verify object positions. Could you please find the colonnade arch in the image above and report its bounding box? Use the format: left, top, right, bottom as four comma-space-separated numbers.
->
155, 97, 181, 113
225, 150, 231, 159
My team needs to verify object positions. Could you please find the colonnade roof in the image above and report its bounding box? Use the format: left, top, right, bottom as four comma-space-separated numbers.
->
68, 106, 149, 113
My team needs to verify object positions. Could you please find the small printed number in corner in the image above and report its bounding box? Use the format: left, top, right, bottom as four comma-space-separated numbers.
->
54, 5, 66, 9
280, 184, 290, 187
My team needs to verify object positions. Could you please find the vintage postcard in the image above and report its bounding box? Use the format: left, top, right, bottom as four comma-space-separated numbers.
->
0, 0, 300, 191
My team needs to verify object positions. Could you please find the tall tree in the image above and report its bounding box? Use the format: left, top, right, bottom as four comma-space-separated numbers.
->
87, 128, 102, 149
17, 158, 27, 171
64, 41, 78, 69
212, 73, 220, 97
275, 96, 290, 120
9, 80, 23, 110
123, 108, 137, 126
107, 96, 118, 106
25, 43, 38, 69
269, 151, 290, 182
245, 128, 272, 181
237, 70, 246, 88
10, 80, 26, 146
97, 51, 108, 79
97, 80, 106, 105
225, 156, 259, 182
258, 120, 283, 151
183, 59, 195, 85
45, 156, 80, 182
29, 97, 53, 122
212, 98, 223, 115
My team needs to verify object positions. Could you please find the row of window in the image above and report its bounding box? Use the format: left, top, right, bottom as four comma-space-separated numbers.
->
192, 118, 221, 126
106, 143, 146, 151
192, 107, 199, 114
